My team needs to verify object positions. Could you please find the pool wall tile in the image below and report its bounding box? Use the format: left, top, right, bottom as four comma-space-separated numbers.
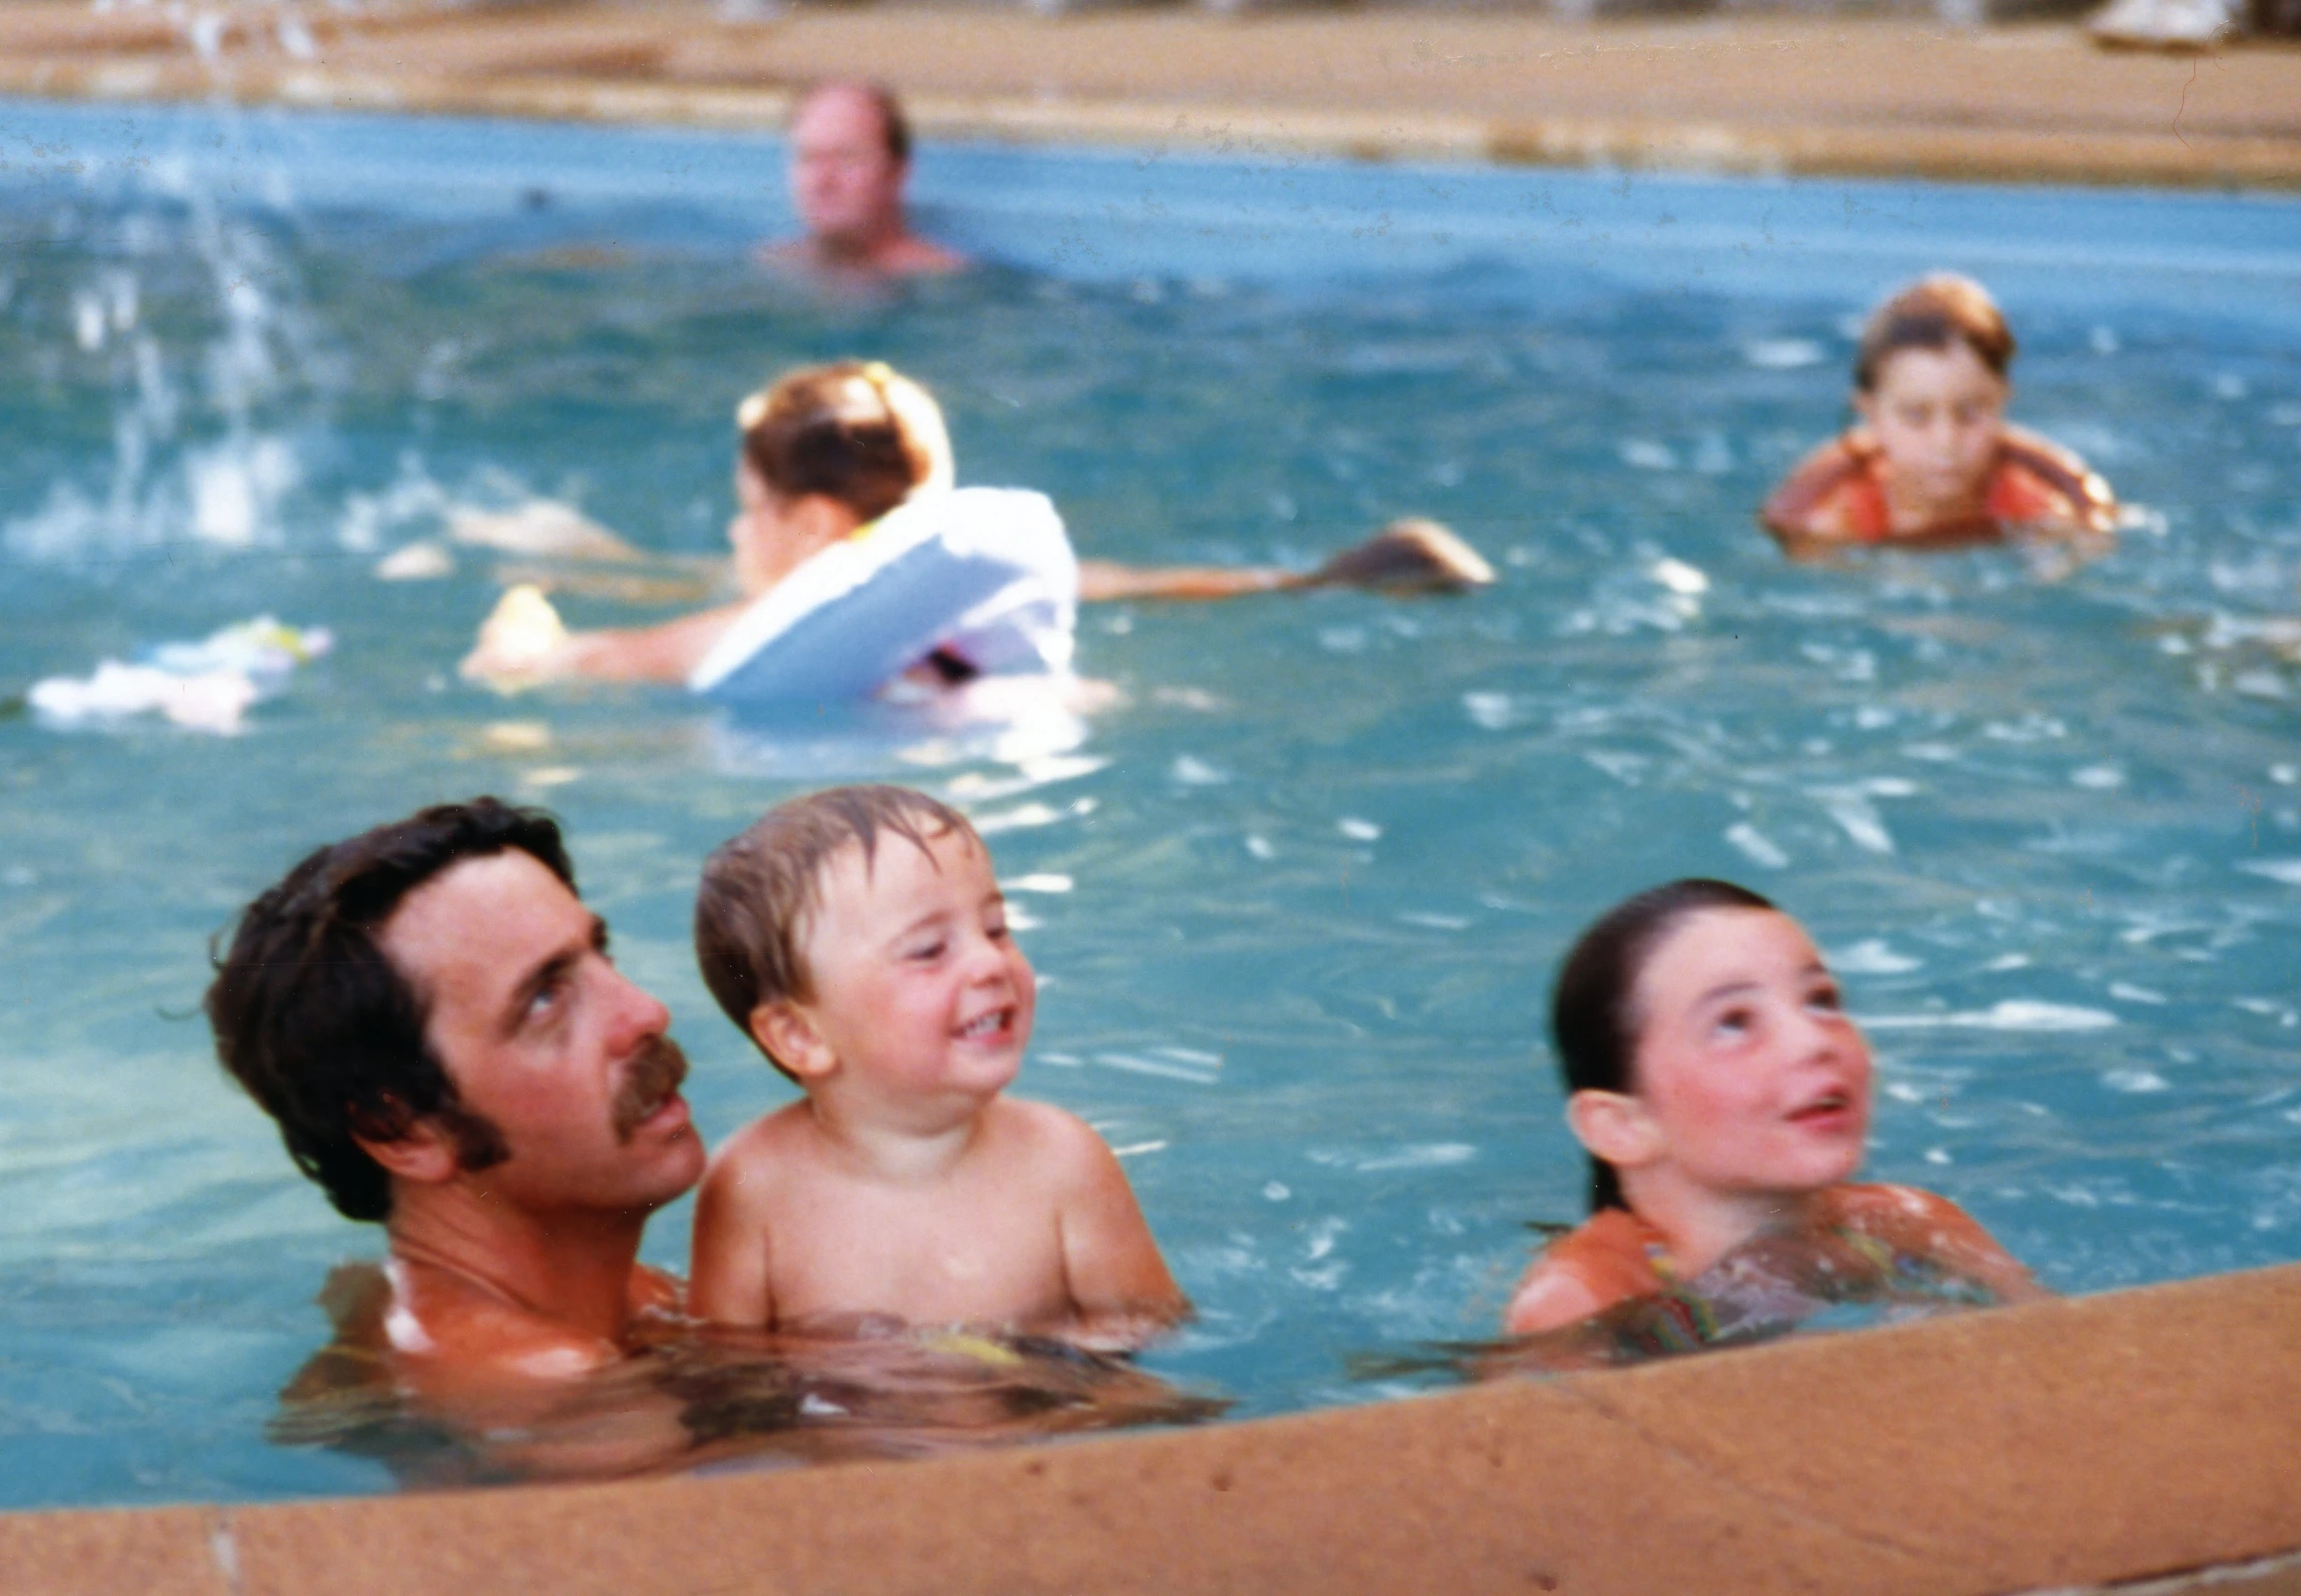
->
7, 1263, 2296, 1596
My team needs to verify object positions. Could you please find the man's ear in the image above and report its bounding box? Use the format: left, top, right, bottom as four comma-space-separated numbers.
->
750, 1001, 836, 1083
1565, 1090, 1664, 1171
350, 1112, 464, 1188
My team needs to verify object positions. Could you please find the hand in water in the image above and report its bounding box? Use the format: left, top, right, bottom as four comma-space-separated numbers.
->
460, 584, 573, 690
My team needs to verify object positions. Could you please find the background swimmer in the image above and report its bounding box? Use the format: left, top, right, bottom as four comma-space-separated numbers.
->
459, 360, 1492, 692
1761, 274, 2117, 556
1504, 879, 2041, 1337
689, 785, 1189, 1347
762, 80, 968, 280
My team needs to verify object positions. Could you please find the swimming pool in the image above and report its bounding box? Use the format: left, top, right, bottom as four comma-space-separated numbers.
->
2, 97, 2298, 1508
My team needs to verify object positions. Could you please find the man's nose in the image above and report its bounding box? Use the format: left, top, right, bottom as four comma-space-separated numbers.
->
604, 963, 672, 1047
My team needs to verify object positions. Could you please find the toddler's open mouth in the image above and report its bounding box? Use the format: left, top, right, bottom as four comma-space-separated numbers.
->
954, 1007, 1014, 1042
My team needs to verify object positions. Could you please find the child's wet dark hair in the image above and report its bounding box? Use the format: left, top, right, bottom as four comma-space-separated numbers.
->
1551, 879, 1778, 1213
1853, 274, 2015, 395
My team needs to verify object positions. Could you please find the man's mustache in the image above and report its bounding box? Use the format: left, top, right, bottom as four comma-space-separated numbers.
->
612, 1034, 689, 1143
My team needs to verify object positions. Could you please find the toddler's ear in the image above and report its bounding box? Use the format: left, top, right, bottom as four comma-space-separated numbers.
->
749, 1002, 834, 1082
1565, 1090, 1663, 1171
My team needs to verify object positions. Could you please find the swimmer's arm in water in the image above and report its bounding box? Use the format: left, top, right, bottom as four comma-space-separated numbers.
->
1502, 1209, 1670, 1336
460, 585, 746, 688
1078, 519, 1495, 603
689, 1125, 785, 1330
1043, 1105, 1189, 1350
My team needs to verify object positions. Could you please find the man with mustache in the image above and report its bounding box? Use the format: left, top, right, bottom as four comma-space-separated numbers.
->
207, 798, 706, 1384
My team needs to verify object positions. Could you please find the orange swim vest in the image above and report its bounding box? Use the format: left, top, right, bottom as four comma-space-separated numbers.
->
1760, 424, 2116, 548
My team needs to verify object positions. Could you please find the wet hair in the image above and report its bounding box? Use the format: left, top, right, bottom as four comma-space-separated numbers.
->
1551, 879, 1778, 1213
1854, 273, 2015, 395
695, 785, 979, 1083
204, 799, 570, 1222
736, 360, 949, 525
793, 78, 912, 165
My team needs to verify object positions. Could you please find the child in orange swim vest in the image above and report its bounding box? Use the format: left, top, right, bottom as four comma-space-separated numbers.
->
1760, 275, 2116, 557
1503, 879, 2042, 1337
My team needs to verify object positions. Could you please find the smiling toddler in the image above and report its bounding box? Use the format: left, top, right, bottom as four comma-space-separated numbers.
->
688, 785, 1186, 1347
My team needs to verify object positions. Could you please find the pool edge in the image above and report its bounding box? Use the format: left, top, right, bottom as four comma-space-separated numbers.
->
0, 57, 2295, 194
6, 1260, 2297, 1596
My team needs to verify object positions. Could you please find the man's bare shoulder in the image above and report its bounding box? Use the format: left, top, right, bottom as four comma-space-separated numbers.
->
384, 1259, 623, 1389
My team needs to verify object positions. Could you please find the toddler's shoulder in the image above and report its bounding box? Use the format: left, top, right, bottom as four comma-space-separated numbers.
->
700, 1103, 814, 1191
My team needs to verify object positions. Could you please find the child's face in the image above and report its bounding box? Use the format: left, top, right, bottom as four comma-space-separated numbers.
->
793, 826, 1035, 1108
1625, 909, 1873, 1202
1857, 342, 2007, 514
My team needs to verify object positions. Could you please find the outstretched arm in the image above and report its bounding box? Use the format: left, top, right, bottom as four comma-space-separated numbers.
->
459, 585, 745, 689
1079, 518, 1493, 604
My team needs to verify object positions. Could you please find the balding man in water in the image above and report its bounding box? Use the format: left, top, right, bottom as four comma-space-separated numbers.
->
762, 79, 967, 278
207, 799, 705, 1390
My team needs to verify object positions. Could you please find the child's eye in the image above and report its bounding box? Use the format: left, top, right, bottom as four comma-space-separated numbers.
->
1712, 1008, 1753, 1041
1808, 985, 1844, 1014
907, 939, 947, 962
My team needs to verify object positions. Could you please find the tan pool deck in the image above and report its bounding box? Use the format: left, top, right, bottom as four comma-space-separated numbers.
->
3, 3, 2300, 1592
5, 1262, 2300, 1595
0, 0, 2295, 188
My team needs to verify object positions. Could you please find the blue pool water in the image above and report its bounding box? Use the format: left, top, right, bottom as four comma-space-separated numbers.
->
2, 97, 2299, 1508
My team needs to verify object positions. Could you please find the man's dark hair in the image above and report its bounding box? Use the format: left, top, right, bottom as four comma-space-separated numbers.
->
205, 798, 572, 1222
794, 78, 912, 164
695, 785, 974, 1084
1552, 879, 1777, 1214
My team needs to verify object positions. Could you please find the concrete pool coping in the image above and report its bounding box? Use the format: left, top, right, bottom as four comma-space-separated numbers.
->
0, 3, 2297, 191
5, 1260, 2298, 1594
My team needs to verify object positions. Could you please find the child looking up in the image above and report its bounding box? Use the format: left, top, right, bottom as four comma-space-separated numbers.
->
1504, 879, 2040, 1337
1761, 274, 2117, 556
689, 785, 1187, 1347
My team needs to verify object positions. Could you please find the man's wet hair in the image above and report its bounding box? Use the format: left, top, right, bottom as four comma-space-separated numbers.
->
205, 798, 569, 1221
1551, 879, 1777, 1214
695, 785, 977, 1084
793, 77, 912, 165
1854, 273, 2016, 395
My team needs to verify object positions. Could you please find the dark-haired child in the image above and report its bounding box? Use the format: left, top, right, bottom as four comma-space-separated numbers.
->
1761, 274, 2116, 555
1505, 880, 2041, 1337
688, 784, 1187, 1348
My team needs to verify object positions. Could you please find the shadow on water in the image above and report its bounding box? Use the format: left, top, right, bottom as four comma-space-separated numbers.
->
270, 1266, 1228, 1489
